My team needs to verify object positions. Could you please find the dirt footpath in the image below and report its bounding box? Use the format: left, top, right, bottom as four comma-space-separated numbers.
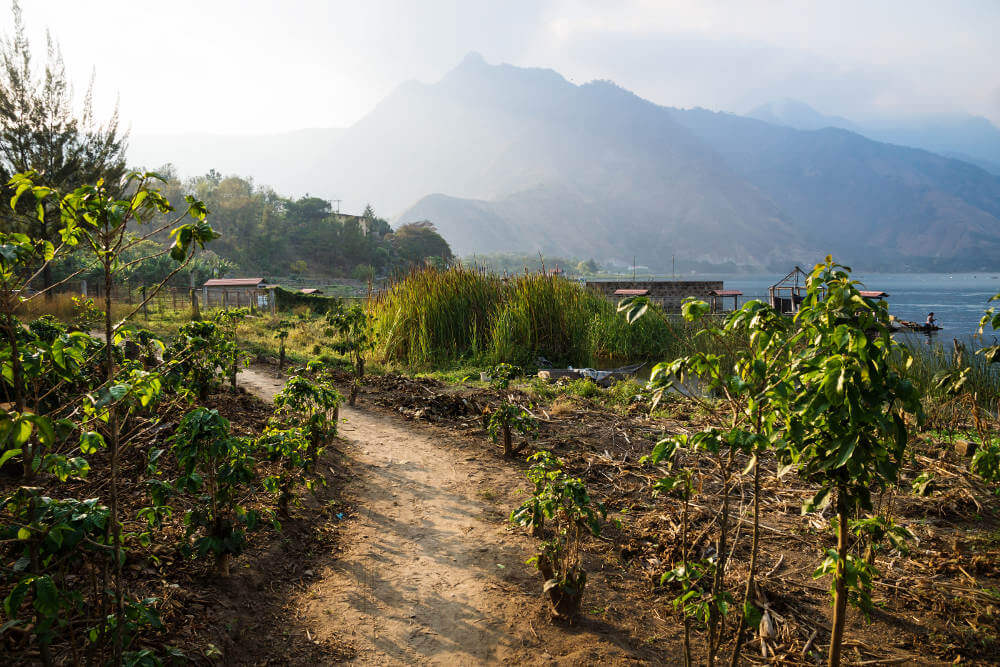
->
237, 367, 658, 665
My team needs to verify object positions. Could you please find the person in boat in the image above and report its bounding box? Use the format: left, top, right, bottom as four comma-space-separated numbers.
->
926, 312, 937, 327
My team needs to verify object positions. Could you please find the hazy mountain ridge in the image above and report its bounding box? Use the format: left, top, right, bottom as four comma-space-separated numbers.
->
747, 99, 1000, 176
668, 107, 1000, 269
128, 56, 1000, 271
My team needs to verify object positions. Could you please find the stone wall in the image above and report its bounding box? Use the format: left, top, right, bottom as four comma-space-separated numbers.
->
586, 280, 723, 312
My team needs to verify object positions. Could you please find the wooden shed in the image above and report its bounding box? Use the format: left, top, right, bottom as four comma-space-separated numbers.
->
202, 278, 271, 309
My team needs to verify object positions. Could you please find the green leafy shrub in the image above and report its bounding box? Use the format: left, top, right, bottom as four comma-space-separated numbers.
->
484, 364, 537, 457
257, 427, 312, 517
511, 451, 605, 621
0, 488, 130, 661
151, 408, 262, 576
326, 302, 377, 406
273, 375, 342, 470
779, 258, 921, 665
163, 321, 226, 401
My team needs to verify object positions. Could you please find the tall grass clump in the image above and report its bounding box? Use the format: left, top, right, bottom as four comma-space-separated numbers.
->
371, 266, 685, 368
490, 272, 593, 366
372, 266, 502, 366
897, 336, 1000, 414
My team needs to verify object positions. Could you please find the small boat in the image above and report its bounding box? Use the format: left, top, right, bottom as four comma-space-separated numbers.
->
899, 320, 942, 333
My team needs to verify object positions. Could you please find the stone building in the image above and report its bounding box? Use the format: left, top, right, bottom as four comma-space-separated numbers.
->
586, 280, 725, 312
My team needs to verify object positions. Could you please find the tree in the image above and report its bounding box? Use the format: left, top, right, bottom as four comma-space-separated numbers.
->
0, 1, 127, 293
390, 221, 453, 268
780, 258, 920, 666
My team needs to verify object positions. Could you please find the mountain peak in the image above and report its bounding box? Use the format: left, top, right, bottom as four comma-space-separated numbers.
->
747, 99, 859, 132
458, 51, 487, 68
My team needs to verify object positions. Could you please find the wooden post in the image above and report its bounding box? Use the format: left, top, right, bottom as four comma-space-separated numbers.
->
270, 288, 276, 316
190, 288, 200, 321
141, 286, 148, 321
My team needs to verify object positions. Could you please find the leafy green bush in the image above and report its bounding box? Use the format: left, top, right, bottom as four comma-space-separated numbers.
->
150, 408, 262, 576
511, 451, 605, 620
258, 427, 312, 517
326, 302, 377, 405
484, 364, 537, 457
273, 375, 342, 470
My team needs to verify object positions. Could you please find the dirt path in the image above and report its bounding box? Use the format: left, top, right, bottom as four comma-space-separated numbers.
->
237, 367, 653, 665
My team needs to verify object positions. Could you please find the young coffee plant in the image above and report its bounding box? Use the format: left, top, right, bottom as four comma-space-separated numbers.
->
152, 407, 262, 577
213, 308, 250, 392
257, 426, 312, 517
643, 436, 720, 667
272, 375, 342, 471
325, 302, 376, 406
511, 451, 605, 621
968, 293, 1000, 492
779, 257, 921, 667
163, 321, 227, 402
1, 488, 162, 664
1, 488, 112, 664
485, 363, 538, 457
275, 320, 291, 371
510, 449, 562, 537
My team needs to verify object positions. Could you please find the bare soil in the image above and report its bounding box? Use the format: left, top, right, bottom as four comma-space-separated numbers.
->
237, 366, 661, 665
286, 368, 1000, 666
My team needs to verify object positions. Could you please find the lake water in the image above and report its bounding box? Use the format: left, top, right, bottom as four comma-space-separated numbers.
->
695, 272, 1000, 344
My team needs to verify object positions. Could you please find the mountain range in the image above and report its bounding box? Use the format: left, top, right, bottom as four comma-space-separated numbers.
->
128, 53, 1000, 272
747, 99, 1000, 176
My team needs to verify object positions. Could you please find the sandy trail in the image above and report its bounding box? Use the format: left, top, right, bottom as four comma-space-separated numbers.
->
237, 367, 647, 665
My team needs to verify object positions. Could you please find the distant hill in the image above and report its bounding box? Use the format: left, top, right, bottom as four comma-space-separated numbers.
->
747, 99, 1000, 176
747, 99, 862, 133
130, 55, 1000, 272
666, 108, 1000, 270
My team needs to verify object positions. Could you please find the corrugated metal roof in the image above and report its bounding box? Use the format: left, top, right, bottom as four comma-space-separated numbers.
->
709, 290, 743, 296
614, 289, 649, 296
203, 278, 265, 287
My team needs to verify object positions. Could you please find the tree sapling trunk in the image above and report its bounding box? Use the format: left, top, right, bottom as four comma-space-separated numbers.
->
829, 487, 849, 667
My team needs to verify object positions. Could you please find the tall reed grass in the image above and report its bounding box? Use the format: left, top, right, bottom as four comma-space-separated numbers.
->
897, 336, 1000, 412
370, 266, 687, 367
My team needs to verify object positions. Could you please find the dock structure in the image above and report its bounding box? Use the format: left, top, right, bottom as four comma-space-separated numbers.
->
768, 267, 809, 314
587, 279, 724, 312
768, 267, 890, 314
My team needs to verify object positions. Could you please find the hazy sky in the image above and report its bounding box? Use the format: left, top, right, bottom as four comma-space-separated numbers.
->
11, 0, 1000, 134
